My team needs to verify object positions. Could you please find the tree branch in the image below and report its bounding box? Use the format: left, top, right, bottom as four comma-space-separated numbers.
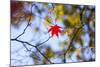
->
11, 39, 35, 47
11, 38, 52, 63
63, 6, 89, 63
35, 46, 52, 64
63, 25, 83, 63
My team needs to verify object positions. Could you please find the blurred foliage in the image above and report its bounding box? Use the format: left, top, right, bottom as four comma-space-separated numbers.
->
67, 13, 81, 27
45, 47, 55, 58
54, 4, 64, 19
64, 28, 74, 36
11, 1, 25, 24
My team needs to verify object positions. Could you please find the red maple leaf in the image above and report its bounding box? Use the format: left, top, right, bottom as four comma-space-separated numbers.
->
48, 25, 62, 37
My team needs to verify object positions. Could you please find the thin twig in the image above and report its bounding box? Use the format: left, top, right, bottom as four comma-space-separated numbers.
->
37, 36, 52, 46
15, 23, 30, 39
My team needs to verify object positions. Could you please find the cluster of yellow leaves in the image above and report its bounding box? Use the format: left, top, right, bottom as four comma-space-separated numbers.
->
67, 12, 81, 27
54, 4, 64, 19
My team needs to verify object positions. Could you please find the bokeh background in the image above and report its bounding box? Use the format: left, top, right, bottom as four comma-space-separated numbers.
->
11, 1, 95, 66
